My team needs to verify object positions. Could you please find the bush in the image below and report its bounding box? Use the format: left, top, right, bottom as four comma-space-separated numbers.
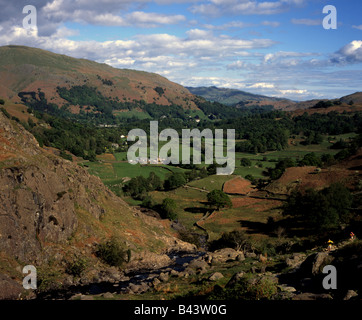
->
65, 256, 87, 277
160, 198, 178, 220
0, 107, 10, 118
208, 230, 248, 251
283, 183, 353, 230
208, 274, 278, 300
207, 189, 232, 210
240, 158, 252, 167
95, 238, 127, 267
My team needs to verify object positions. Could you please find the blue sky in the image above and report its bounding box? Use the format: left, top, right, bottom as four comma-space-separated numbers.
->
1, 0, 362, 100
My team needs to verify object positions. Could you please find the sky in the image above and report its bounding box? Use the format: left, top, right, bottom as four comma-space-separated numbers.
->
0, 0, 362, 101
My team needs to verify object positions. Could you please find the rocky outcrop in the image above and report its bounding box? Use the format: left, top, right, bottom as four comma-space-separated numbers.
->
204, 248, 240, 264
0, 112, 194, 299
0, 273, 23, 300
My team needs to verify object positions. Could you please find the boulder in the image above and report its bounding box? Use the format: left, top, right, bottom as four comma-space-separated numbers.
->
245, 252, 257, 259
152, 278, 161, 287
128, 282, 150, 294
159, 272, 169, 282
102, 292, 114, 299
236, 252, 245, 262
312, 252, 333, 275
170, 270, 179, 277
277, 284, 297, 293
206, 248, 239, 264
225, 272, 244, 288
343, 290, 358, 300
208, 272, 224, 281
292, 292, 333, 300
187, 259, 210, 273
0, 274, 23, 300
285, 253, 307, 269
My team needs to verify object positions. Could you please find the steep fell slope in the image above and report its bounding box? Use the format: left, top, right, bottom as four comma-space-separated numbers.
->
0, 45, 197, 110
0, 111, 193, 299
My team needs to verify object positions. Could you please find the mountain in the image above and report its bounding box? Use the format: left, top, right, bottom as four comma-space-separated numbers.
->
186, 86, 292, 107
290, 92, 362, 116
340, 92, 362, 104
0, 45, 197, 112
0, 110, 194, 299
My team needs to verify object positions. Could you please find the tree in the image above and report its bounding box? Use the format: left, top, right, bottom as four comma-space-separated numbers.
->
160, 198, 178, 220
95, 237, 128, 267
283, 183, 352, 230
147, 172, 162, 191
240, 158, 252, 167
220, 230, 247, 251
164, 172, 186, 190
207, 189, 232, 210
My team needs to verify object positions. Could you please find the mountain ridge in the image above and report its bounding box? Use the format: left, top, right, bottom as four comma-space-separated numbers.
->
186, 85, 292, 106
0, 45, 197, 111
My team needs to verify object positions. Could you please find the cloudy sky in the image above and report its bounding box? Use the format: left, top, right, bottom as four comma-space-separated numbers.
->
1, 0, 362, 100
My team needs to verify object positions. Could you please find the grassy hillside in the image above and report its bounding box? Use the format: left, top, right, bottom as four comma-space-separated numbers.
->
186, 86, 288, 106
0, 45, 197, 109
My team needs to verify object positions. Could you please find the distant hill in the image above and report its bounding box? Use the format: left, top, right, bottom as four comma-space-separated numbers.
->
340, 92, 362, 104
290, 92, 362, 116
0, 45, 197, 112
186, 86, 290, 106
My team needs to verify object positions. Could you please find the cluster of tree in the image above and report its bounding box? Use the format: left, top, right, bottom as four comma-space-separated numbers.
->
17, 86, 362, 162
124, 165, 216, 200
122, 172, 163, 199
283, 183, 353, 231
300, 131, 324, 145
293, 112, 362, 136
154, 87, 165, 96
266, 131, 362, 180
97, 75, 114, 86
57, 85, 126, 115
21, 110, 126, 161
207, 189, 232, 211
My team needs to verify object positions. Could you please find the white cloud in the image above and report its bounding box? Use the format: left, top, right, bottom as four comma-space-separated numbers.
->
248, 82, 275, 89
261, 21, 280, 27
352, 25, 362, 30
331, 40, 362, 64
291, 18, 321, 26
191, 0, 306, 16
279, 89, 307, 95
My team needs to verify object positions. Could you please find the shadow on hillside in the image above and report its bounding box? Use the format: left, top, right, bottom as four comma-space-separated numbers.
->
237, 219, 269, 235
184, 207, 209, 214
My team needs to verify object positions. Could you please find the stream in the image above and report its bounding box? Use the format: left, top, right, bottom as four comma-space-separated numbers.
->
36, 251, 205, 300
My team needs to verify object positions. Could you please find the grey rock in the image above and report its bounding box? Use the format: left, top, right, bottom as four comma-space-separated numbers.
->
159, 272, 169, 282
187, 260, 209, 273
285, 253, 307, 269
278, 284, 297, 293
225, 272, 244, 288
292, 292, 333, 300
0, 274, 23, 300
236, 252, 245, 262
343, 290, 358, 300
208, 272, 224, 281
152, 278, 161, 287
170, 270, 179, 277
245, 252, 257, 259
312, 252, 332, 275
102, 292, 114, 299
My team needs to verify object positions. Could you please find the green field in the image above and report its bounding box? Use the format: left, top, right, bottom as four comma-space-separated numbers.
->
81, 133, 353, 240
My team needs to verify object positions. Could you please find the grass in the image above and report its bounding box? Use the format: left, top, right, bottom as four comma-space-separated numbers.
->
187, 175, 232, 191
81, 133, 353, 242
114, 109, 152, 120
